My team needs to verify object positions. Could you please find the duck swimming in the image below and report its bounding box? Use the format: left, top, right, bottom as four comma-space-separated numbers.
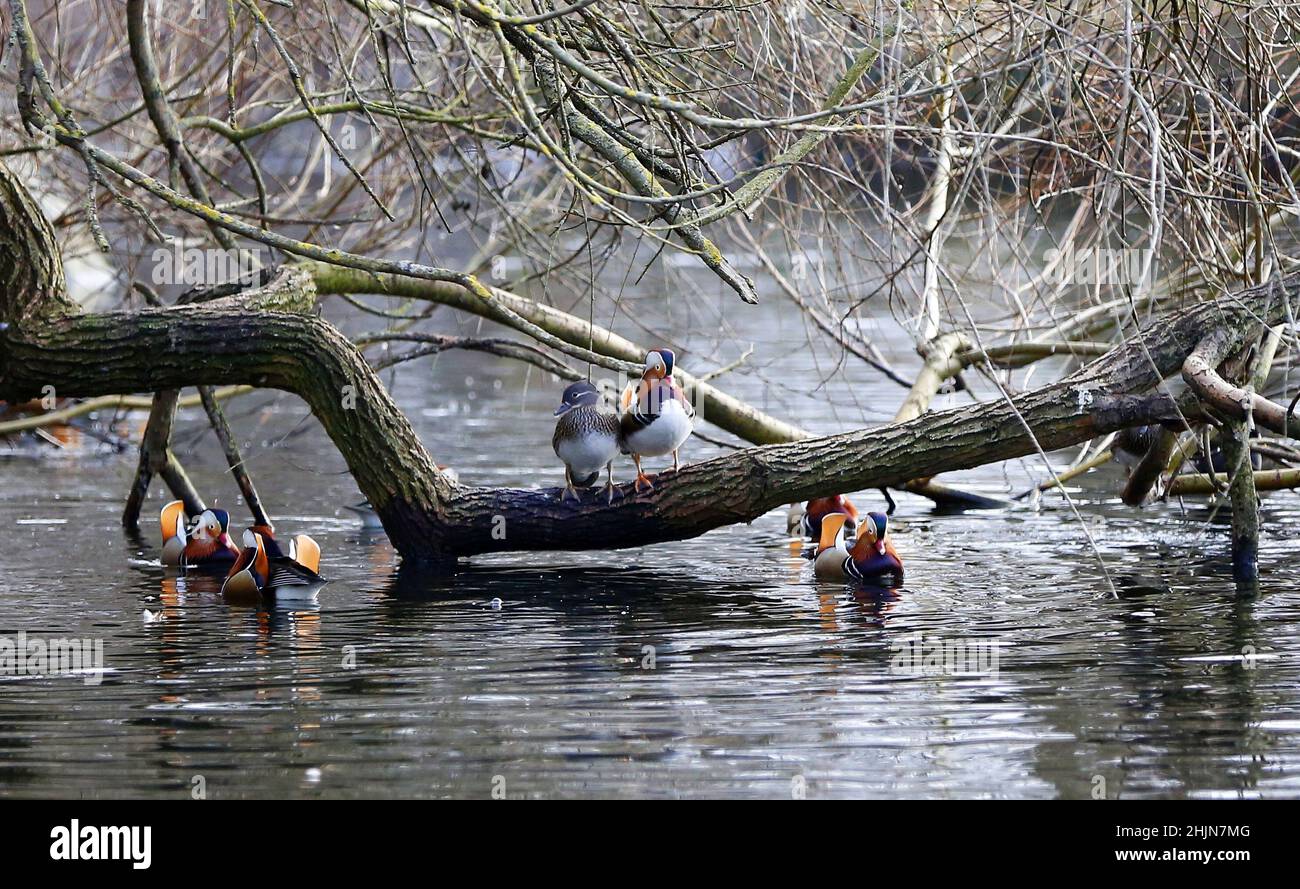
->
160, 500, 189, 566
221, 528, 325, 603
620, 348, 694, 493
552, 380, 622, 504
812, 512, 855, 578
812, 511, 904, 584
844, 512, 904, 584
799, 494, 859, 539
159, 501, 239, 569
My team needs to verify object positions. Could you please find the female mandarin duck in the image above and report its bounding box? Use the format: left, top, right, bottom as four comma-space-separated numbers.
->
159, 500, 240, 569
619, 348, 694, 493
799, 494, 859, 539
552, 380, 622, 504
813, 512, 904, 584
221, 528, 325, 602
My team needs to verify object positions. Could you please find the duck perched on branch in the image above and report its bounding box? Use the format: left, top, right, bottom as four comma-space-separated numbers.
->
620, 349, 695, 493
553, 380, 622, 504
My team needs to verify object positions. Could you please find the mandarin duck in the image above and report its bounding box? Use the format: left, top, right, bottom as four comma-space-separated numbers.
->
221, 528, 325, 602
814, 512, 904, 584
619, 348, 694, 493
799, 494, 859, 539
159, 500, 240, 569
552, 380, 622, 504
812, 512, 855, 578
844, 512, 904, 584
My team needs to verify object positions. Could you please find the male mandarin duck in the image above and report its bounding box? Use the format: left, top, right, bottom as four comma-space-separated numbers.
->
221, 528, 325, 602
552, 380, 622, 504
799, 494, 859, 539
845, 512, 904, 584
812, 512, 855, 578
159, 500, 240, 569
159, 499, 189, 566
619, 348, 694, 493
814, 512, 904, 584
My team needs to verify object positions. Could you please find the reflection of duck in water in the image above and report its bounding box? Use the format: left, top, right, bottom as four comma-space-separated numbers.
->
221, 529, 325, 603
846, 584, 903, 629
812, 512, 904, 585
346, 465, 459, 530
160, 500, 240, 569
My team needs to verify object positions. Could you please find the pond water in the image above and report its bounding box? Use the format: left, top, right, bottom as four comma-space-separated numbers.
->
2, 262, 1299, 799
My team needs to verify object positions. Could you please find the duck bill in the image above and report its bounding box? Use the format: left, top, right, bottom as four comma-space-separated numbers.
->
553, 402, 572, 416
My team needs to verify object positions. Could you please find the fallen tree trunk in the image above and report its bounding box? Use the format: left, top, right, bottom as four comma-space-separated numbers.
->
2, 162, 1297, 565
322, 261, 1008, 509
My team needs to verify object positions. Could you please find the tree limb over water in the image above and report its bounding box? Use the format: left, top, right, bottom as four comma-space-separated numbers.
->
3, 162, 1296, 565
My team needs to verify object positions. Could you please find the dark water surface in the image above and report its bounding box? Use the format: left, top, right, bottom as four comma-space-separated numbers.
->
3, 283, 1300, 799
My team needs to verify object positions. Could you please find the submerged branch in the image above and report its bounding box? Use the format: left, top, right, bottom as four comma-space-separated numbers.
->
1166, 467, 1300, 495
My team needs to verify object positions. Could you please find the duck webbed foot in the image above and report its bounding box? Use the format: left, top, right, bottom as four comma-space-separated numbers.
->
603, 465, 621, 505
630, 456, 654, 494
560, 467, 583, 503
662, 449, 682, 474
